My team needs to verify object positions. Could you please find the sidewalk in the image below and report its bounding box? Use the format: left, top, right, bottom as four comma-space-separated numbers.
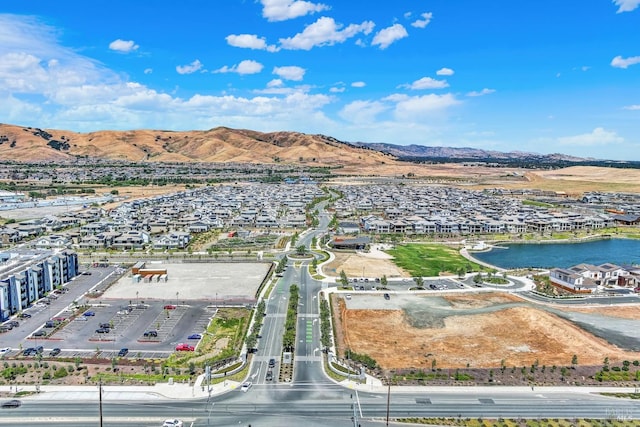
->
1, 374, 241, 401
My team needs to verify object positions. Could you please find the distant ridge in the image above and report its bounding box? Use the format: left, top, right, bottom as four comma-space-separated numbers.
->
0, 122, 632, 167
348, 141, 589, 163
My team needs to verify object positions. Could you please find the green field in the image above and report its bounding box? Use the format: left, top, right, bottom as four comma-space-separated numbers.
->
387, 243, 484, 277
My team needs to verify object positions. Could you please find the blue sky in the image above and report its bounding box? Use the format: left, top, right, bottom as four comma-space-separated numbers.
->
1, 1, 639, 160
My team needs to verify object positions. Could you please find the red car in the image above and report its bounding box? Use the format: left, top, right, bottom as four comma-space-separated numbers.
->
164, 304, 177, 310
175, 343, 194, 351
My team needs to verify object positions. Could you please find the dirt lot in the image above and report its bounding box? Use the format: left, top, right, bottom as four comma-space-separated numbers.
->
323, 247, 409, 279
335, 164, 640, 194
332, 292, 640, 376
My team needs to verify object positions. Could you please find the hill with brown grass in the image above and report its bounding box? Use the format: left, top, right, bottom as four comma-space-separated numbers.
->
0, 123, 396, 166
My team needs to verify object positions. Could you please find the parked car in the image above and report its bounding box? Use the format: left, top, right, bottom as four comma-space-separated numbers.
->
117, 348, 129, 357
18, 312, 31, 318
95, 328, 110, 334
22, 348, 36, 356
187, 333, 202, 340
99, 323, 111, 329
7, 320, 19, 327
163, 304, 177, 310
143, 330, 158, 337
35, 346, 43, 354
384, 293, 390, 300
240, 381, 252, 392
32, 330, 47, 337
83, 311, 95, 317
0, 347, 11, 356
45, 320, 56, 328
1, 399, 21, 408
49, 348, 61, 357
175, 343, 194, 351
162, 419, 183, 427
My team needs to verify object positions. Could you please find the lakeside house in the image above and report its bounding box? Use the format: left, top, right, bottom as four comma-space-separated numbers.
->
549, 263, 638, 294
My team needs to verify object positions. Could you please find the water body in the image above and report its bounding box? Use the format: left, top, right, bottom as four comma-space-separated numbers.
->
471, 238, 640, 269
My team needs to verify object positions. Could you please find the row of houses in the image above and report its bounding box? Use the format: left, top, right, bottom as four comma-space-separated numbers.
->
332, 185, 622, 235
549, 263, 640, 294
357, 212, 615, 235
0, 250, 79, 321
0, 183, 324, 251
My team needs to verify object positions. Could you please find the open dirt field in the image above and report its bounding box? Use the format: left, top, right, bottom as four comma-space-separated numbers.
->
323, 249, 409, 279
333, 292, 640, 371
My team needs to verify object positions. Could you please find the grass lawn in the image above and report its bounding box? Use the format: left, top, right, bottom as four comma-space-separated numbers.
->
387, 243, 484, 277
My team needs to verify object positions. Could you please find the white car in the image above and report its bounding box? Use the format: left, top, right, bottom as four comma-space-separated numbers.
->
0, 347, 11, 356
162, 419, 183, 427
240, 381, 252, 392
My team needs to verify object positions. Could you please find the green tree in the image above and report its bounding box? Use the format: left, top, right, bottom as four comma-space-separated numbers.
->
413, 276, 424, 288
339, 270, 349, 287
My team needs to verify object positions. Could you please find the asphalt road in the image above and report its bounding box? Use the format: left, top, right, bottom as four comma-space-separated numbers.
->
3, 386, 639, 426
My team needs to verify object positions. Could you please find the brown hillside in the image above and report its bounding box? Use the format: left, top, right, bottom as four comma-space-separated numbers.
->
0, 123, 397, 166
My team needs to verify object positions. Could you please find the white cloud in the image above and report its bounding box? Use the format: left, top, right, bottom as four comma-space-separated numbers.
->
260, 0, 330, 22
411, 12, 433, 29
400, 77, 448, 90
267, 79, 284, 88
372, 24, 408, 49
611, 55, 640, 69
273, 65, 305, 81
339, 100, 387, 124
330, 86, 345, 93
613, 0, 640, 13
144, 68, 153, 75
254, 84, 312, 95
108, 39, 139, 53
558, 127, 624, 146
279, 17, 374, 50
214, 59, 263, 75
466, 88, 495, 97
225, 34, 278, 52
436, 67, 454, 76
623, 104, 640, 110
176, 59, 203, 75
385, 93, 460, 120
351, 81, 366, 88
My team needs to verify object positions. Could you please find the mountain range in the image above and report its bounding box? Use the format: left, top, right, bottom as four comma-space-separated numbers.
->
0, 123, 589, 165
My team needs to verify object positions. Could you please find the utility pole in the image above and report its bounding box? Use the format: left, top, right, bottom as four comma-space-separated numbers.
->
351, 394, 358, 427
386, 381, 391, 426
98, 378, 103, 427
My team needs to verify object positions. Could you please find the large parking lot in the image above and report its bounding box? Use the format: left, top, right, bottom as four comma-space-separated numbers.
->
1, 261, 271, 360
